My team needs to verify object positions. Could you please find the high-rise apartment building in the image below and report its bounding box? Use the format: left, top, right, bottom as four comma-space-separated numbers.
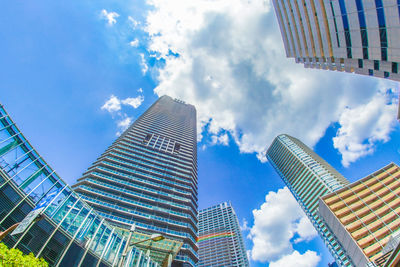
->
198, 202, 249, 267
272, 0, 400, 81
72, 96, 198, 266
266, 134, 352, 266
319, 162, 400, 267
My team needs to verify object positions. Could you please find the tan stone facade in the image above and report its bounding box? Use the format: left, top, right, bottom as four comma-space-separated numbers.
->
319, 163, 400, 266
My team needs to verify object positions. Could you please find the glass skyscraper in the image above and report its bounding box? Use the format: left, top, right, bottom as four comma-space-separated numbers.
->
72, 96, 198, 266
267, 134, 352, 266
272, 0, 400, 81
198, 202, 249, 267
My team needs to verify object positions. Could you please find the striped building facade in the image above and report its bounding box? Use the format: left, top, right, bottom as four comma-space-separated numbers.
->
319, 163, 400, 266
267, 134, 352, 266
198, 202, 249, 267
72, 96, 198, 266
272, 0, 400, 81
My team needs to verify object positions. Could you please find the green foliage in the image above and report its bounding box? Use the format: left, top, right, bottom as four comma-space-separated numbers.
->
0, 243, 48, 267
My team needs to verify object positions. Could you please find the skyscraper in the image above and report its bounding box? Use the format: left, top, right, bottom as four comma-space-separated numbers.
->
272, 0, 400, 81
198, 202, 249, 267
266, 134, 351, 266
319, 162, 400, 266
72, 96, 198, 266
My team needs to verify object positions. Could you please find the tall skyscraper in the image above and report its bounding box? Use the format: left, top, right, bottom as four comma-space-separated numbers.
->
266, 134, 351, 266
72, 96, 198, 266
272, 0, 400, 81
198, 202, 249, 267
319, 162, 400, 267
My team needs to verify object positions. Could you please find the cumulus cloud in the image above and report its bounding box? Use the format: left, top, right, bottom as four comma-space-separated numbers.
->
101, 94, 144, 114
211, 133, 229, 146
101, 95, 121, 113
129, 39, 139, 47
128, 16, 140, 28
143, 0, 398, 166
269, 250, 320, 267
248, 187, 317, 262
100, 9, 119, 25
122, 95, 145, 109
117, 116, 132, 131
140, 53, 149, 74
333, 88, 398, 167
101, 94, 144, 135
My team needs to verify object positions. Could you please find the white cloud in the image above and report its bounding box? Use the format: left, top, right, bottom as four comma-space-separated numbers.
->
100, 9, 120, 25
137, 88, 143, 93
117, 116, 132, 131
101, 95, 121, 113
122, 95, 144, 109
102, 94, 144, 113
129, 39, 139, 47
269, 250, 321, 267
240, 218, 250, 231
333, 88, 398, 167
143, 0, 398, 166
248, 187, 317, 262
211, 133, 229, 146
128, 16, 140, 28
140, 53, 149, 74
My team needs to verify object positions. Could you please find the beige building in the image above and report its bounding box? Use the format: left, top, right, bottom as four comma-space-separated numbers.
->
272, 0, 400, 81
319, 163, 400, 266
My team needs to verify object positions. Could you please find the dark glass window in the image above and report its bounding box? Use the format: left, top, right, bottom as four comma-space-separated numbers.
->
374, 60, 379, 70
363, 47, 369, 59
358, 59, 363, 68
369, 69, 373, 76
384, 71, 390, 78
381, 47, 387, 61
361, 29, 368, 47
392, 62, 398, 73
347, 48, 352, 59
338, 0, 352, 58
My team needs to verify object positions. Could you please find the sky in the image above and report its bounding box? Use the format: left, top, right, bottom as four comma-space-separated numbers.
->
1, 1, 400, 266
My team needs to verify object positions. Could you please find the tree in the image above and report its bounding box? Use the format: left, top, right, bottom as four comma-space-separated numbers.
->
0, 243, 48, 267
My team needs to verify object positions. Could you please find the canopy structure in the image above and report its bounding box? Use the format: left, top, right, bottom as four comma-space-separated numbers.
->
129, 231, 183, 267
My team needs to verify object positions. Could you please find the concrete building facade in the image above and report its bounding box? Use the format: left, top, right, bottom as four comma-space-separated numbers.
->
267, 134, 352, 266
319, 163, 400, 266
72, 96, 198, 266
198, 202, 249, 267
272, 0, 400, 81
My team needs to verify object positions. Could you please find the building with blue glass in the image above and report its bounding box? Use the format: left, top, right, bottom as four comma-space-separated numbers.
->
273, 0, 400, 81
72, 96, 198, 267
198, 202, 249, 267
267, 134, 352, 266
0, 104, 160, 266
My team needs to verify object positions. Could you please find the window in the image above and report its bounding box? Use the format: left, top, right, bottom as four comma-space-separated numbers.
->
384, 71, 390, 78
374, 60, 379, 70
358, 59, 363, 68
392, 62, 398, 73
174, 143, 181, 153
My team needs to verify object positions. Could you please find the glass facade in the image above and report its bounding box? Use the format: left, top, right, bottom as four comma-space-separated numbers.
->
198, 202, 249, 267
72, 96, 198, 266
0, 104, 158, 266
267, 134, 352, 267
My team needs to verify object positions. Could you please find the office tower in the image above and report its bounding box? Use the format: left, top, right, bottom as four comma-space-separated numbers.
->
0, 104, 159, 266
319, 162, 400, 267
72, 96, 198, 266
198, 202, 249, 267
266, 134, 352, 266
272, 0, 400, 81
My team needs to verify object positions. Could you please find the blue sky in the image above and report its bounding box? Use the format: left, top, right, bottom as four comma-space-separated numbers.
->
1, 1, 400, 266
